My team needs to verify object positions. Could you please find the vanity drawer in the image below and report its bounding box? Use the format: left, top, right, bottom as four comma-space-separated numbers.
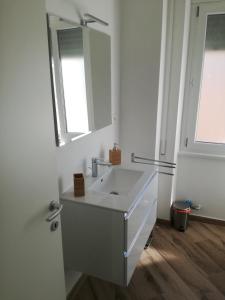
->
125, 200, 157, 285
126, 174, 157, 250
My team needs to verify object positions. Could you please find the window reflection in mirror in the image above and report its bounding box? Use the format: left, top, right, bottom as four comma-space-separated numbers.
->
47, 15, 111, 146
57, 28, 89, 133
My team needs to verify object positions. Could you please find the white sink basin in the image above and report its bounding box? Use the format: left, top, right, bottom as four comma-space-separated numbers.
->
61, 165, 157, 213
89, 168, 144, 196
61, 165, 158, 287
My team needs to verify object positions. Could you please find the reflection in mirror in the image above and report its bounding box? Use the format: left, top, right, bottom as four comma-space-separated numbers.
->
47, 15, 111, 146
58, 27, 89, 133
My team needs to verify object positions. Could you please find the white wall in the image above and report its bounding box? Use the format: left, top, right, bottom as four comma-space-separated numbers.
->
176, 154, 225, 221
46, 0, 120, 193
118, 0, 193, 221
119, 0, 163, 164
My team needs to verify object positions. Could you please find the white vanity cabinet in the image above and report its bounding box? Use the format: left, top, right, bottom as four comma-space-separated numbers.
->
61, 169, 158, 286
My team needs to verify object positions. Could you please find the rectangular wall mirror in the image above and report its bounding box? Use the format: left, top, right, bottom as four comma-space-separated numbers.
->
47, 15, 112, 146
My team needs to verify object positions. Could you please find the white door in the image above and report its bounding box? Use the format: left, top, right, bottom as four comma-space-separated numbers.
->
0, 1, 66, 299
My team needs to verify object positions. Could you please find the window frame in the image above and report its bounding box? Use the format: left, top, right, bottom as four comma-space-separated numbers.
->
181, 1, 225, 156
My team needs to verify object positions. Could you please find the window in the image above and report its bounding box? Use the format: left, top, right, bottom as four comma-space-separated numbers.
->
182, 2, 225, 155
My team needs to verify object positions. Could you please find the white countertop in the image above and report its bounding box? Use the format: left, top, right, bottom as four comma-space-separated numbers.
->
60, 164, 157, 214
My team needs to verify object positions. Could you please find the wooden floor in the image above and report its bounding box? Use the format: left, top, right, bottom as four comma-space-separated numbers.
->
70, 221, 225, 300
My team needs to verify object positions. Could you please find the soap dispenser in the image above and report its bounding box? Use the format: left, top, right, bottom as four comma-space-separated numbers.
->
109, 143, 121, 165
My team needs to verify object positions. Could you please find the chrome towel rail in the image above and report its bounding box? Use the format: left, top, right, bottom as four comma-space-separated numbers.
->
131, 153, 176, 176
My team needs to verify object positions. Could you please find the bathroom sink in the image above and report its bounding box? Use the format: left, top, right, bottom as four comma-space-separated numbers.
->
61, 165, 158, 286
61, 165, 157, 212
89, 167, 144, 196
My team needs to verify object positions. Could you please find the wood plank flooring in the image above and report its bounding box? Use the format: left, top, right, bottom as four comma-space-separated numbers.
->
69, 221, 225, 300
